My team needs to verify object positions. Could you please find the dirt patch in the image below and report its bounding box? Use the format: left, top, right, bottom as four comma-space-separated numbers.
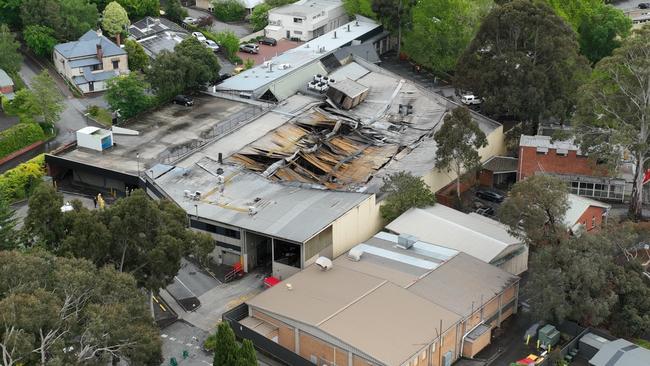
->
168, 122, 191, 132
194, 113, 211, 120
172, 109, 190, 117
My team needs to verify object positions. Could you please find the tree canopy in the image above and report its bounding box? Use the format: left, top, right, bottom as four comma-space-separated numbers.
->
434, 107, 487, 203
164, 0, 188, 24
0, 250, 162, 365
23, 25, 58, 58
455, 0, 589, 131
30, 71, 65, 127
212, 322, 257, 366
147, 37, 220, 101
573, 26, 650, 220
115, 0, 159, 19
371, 0, 416, 55
526, 224, 650, 336
102, 1, 130, 44
124, 38, 149, 72
342, 0, 376, 18
106, 73, 154, 119
0, 198, 17, 250
498, 175, 569, 247
402, 0, 491, 74
0, 24, 22, 74
250, 3, 271, 31
379, 171, 436, 222
20, 0, 99, 41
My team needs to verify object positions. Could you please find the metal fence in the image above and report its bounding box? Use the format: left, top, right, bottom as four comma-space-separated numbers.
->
158, 104, 272, 165
223, 304, 313, 366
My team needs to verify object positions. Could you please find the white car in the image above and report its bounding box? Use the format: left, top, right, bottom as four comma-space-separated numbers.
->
204, 39, 220, 52
183, 17, 198, 25
192, 32, 206, 42
461, 94, 482, 105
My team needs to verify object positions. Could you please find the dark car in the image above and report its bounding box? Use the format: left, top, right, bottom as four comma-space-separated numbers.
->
173, 95, 194, 106
239, 44, 259, 54
475, 190, 505, 203
258, 37, 277, 46
639, 3, 650, 9
213, 73, 232, 84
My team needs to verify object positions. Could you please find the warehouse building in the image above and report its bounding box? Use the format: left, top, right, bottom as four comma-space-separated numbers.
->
234, 232, 519, 366
385, 204, 528, 275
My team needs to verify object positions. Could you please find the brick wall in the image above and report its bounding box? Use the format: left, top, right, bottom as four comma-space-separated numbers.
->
518, 146, 606, 181
575, 205, 607, 231
0, 85, 13, 94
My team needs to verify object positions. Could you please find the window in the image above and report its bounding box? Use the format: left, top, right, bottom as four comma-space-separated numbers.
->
536, 147, 548, 154
91, 63, 103, 71
592, 216, 596, 229
190, 219, 241, 239
112, 60, 119, 69
556, 148, 568, 156
293, 17, 303, 23
273, 239, 301, 268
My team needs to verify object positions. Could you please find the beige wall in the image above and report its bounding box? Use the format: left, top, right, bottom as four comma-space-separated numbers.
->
264, 61, 328, 100
101, 54, 129, 74
331, 195, 383, 258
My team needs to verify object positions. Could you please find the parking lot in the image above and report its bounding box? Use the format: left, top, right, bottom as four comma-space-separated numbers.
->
236, 39, 302, 66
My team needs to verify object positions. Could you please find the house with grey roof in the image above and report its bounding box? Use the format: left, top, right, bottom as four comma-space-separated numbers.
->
53, 30, 128, 94
0, 69, 15, 101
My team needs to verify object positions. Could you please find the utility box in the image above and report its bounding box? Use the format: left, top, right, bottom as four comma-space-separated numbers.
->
76, 126, 113, 152
538, 324, 560, 348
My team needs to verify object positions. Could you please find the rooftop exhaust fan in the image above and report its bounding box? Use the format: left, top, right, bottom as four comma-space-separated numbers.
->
347, 248, 363, 261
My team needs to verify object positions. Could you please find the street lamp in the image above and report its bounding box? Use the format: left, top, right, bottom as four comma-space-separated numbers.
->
136, 152, 140, 176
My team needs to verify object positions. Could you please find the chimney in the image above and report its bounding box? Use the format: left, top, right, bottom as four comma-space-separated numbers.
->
218, 152, 223, 164
333, 31, 337, 39
347, 24, 350, 32
96, 44, 103, 60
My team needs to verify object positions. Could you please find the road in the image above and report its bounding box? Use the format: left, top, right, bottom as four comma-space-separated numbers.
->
612, 0, 647, 11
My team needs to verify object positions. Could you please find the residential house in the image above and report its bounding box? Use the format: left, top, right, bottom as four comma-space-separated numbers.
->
0, 69, 15, 102
53, 30, 128, 94
385, 204, 529, 275
265, 0, 349, 41
518, 135, 627, 202
233, 232, 519, 366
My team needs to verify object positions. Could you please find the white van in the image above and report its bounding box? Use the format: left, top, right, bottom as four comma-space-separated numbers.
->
461, 94, 482, 105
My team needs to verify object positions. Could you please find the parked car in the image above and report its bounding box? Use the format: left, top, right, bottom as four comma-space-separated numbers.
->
475, 190, 505, 203
173, 95, 194, 106
183, 17, 198, 25
239, 44, 259, 54
192, 32, 206, 42
639, 3, 650, 9
204, 39, 220, 53
213, 73, 232, 84
258, 37, 277, 46
461, 94, 482, 105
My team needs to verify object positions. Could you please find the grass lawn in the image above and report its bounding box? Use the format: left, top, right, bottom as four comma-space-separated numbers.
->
636, 338, 650, 350
87, 106, 112, 127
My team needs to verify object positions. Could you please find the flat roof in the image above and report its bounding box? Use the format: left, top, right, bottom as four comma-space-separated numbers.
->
519, 134, 579, 151
217, 17, 381, 93
270, 0, 342, 17
386, 205, 522, 263
248, 232, 518, 365
52, 96, 253, 175
152, 156, 370, 243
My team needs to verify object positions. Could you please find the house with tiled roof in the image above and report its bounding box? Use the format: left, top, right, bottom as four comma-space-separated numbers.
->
53, 30, 128, 94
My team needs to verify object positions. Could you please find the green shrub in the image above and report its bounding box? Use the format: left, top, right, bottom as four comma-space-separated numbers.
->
0, 154, 45, 202
213, 0, 246, 22
23, 25, 57, 58
214, 30, 241, 62
0, 123, 46, 159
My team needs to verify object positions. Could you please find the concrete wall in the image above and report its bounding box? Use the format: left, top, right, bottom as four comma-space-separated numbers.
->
331, 194, 382, 258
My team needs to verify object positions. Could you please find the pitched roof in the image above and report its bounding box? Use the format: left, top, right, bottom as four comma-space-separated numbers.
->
565, 194, 611, 226
590, 339, 650, 366
385, 205, 522, 263
482, 156, 518, 173
0, 69, 14, 87
54, 30, 125, 59
519, 134, 579, 151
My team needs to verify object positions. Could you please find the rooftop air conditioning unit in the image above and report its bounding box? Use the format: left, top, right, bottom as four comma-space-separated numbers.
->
194, 191, 202, 200
315, 257, 333, 271
184, 190, 192, 198
397, 234, 417, 249
263, 60, 272, 68
248, 206, 258, 216
347, 248, 363, 261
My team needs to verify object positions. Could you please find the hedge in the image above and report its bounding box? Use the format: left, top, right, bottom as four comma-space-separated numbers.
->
0, 123, 46, 159
0, 154, 45, 203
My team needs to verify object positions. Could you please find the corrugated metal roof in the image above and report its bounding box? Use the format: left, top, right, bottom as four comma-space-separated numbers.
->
217, 18, 381, 93
386, 205, 522, 263
482, 156, 518, 173
519, 134, 579, 150
328, 61, 370, 81
0, 69, 15, 87
329, 77, 368, 98
590, 339, 650, 366
153, 157, 370, 243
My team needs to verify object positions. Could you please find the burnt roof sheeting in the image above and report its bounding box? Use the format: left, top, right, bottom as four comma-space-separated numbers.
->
329, 78, 369, 99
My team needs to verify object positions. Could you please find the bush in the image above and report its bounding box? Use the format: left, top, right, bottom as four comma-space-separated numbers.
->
250, 3, 271, 31
213, 0, 246, 22
0, 123, 46, 159
0, 154, 45, 202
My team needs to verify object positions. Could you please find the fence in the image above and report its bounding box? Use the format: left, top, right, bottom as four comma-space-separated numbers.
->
157, 103, 272, 165
223, 304, 314, 366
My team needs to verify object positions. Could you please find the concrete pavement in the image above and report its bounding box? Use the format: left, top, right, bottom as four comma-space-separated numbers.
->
184, 7, 253, 38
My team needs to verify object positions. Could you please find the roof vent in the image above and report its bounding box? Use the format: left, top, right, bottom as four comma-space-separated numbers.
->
315, 257, 333, 271
286, 283, 293, 290
347, 248, 363, 261
333, 31, 337, 39
248, 206, 258, 216
397, 234, 417, 249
